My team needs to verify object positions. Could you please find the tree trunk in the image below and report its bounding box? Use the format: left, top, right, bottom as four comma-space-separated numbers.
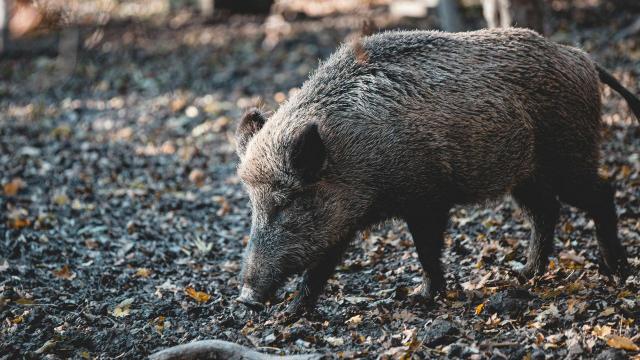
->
482, 0, 544, 34
437, 0, 463, 32
0, 0, 10, 54
205, 0, 274, 16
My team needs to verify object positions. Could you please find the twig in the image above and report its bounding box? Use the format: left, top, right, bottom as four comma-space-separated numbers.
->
149, 340, 324, 360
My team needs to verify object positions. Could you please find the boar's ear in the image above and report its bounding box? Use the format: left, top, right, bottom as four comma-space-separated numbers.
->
290, 123, 326, 182
236, 108, 267, 157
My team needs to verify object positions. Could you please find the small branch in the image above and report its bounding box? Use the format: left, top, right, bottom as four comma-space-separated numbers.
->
149, 340, 324, 360
614, 17, 640, 41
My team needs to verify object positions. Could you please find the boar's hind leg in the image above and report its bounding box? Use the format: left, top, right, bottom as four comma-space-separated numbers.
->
284, 239, 351, 317
558, 176, 630, 281
512, 180, 560, 279
406, 208, 450, 299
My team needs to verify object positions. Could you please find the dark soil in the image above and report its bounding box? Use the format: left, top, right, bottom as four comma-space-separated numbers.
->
1, 1, 640, 359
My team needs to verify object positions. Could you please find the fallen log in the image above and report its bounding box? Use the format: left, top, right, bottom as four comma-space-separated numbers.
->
148, 340, 325, 360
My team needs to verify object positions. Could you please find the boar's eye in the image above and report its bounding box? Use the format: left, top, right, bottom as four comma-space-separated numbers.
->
290, 123, 326, 183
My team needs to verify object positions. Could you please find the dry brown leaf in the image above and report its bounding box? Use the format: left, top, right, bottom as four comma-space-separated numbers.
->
600, 307, 616, 317
607, 335, 639, 351
559, 250, 586, 265
184, 287, 211, 303
392, 310, 416, 322
8, 217, 31, 230
154, 315, 165, 334
52, 265, 76, 280
3, 178, 25, 196
170, 97, 188, 113
188, 169, 205, 187
11, 315, 24, 324
213, 196, 231, 217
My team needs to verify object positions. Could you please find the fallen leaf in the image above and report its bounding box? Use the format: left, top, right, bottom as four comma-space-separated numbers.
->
113, 298, 134, 317
345, 314, 362, 327
392, 310, 416, 322
52, 194, 69, 206
325, 336, 344, 346
607, 335, 639, 351
15, 298, 34, 305
559, 250, 586, 265
592, 325, 613, 338
52, 265, 76, 280
3, 178, 25, 196
189, 169, 205, 187
402, 328, 417, 346
154, 316, 165, 334
475, 303, 485, 315
600, 307, 616, 317
185, 287, 211, 303
11, 315, 24, 324
8, 217, 30, 229
134, 268, 152, 278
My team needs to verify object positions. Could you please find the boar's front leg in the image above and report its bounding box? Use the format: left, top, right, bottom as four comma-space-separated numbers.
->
283, 239, 351, 317
406, 207, 451, 299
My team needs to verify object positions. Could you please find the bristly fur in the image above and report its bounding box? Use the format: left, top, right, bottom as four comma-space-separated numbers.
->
235, 28, 635, 311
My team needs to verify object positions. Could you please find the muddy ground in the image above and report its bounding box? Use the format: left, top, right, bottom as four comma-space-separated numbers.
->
1, 1, 640, 359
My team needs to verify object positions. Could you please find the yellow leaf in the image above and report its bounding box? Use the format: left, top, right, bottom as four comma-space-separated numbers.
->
113, 298, 134, 317
548, 259, 556, 270
3, 178, 25, 196
618, 290, 633, 299
607, 335, 640, 351
52, 194, 69, 206
620, 165, 632, 179
592, 325, 612, 338
184, 287, 211, 303
15, 298, 34, 305
345, 314, 363, 327
154, 316, 165, 334
475, 303, 485, 315
135, 268, 152, 278
52, 265, 75, 280
11, 315, 24, 324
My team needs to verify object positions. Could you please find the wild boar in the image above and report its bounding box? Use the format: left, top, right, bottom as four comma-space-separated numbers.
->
234, 28, 640, 316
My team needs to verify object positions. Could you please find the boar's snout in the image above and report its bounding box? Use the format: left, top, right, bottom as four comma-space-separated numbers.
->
236, 286, 265, 310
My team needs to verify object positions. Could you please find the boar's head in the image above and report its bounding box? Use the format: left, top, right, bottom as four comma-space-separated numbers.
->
234, 108, 354, 308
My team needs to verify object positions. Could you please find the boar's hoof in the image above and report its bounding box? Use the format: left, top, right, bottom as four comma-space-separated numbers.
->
282, 296, 313, 320
422, 276, 446, 301
236, 287, 265, 310
598, 255, 631, 285
518, 262, 546, 281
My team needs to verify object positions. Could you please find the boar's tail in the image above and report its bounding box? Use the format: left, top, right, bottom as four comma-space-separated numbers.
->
596, 64, 640, 121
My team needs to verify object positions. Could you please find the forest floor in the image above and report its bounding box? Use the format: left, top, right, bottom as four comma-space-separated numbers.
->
1, 1, 640, 359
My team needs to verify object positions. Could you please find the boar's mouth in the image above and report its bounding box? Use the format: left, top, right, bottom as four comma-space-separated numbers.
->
236, 286, 266, 310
